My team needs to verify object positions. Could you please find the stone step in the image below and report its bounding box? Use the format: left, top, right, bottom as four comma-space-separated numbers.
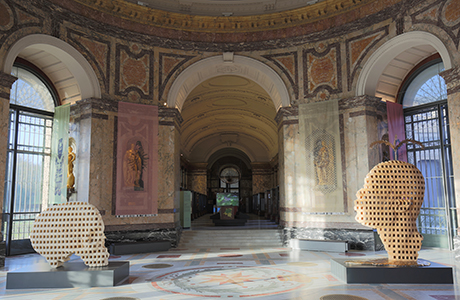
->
178, 229, 283, 248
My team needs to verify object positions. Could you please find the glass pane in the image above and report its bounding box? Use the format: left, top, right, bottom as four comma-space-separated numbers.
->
403, 62, 446, 108
10, 66, 55, 113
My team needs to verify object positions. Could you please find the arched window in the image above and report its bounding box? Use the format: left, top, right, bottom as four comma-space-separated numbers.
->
402, 60, 446, 108
401, 58, 457, 249
3, 62, 57, 255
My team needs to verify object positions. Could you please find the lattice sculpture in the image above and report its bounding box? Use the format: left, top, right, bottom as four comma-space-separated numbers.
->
30, 202, 110, 268
354, 160, 425, 265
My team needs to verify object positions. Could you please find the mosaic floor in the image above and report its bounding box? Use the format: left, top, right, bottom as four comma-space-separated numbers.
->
0, 246, 459, 300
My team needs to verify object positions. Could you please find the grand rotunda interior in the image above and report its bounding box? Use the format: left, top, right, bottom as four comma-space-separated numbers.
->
0, 0, 460, 298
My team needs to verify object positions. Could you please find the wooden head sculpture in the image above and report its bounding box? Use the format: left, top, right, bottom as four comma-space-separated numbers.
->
354, 160, 425, 265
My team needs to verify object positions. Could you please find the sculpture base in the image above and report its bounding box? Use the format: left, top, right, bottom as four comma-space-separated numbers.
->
331, 258, 453, 284
6, 261, 129, 289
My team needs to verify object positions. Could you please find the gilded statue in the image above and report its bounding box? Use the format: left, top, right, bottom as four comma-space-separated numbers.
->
354, 160, 425, 266
67, 146, 76, 189
314, 140, 331, 185
123, 141, 147, 191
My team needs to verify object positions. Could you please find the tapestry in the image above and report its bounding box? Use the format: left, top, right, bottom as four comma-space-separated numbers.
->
299, 100, 344, 212
49, 104, 70, 206
387, 102, 407, 162
116, 102, 158, 216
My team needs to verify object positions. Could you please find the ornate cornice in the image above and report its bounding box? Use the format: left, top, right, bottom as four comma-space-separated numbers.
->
71, 0, 385, 34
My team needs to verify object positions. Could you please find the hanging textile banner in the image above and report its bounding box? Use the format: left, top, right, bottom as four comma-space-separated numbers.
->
387, 101, 407, 162
116, 102, 158, 217
49, 104, 70, 206
299, 99, 344, 212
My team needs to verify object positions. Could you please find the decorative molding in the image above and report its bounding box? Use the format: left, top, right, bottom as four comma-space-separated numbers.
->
115, 44, 154, 100
345, 26, 389, 92
66, 29, 111, 95
70, 0, 379, 33
262, 51, 299, 99
158, 53, 195, 103
411, 0, 460, 49
303, 43, 342, 98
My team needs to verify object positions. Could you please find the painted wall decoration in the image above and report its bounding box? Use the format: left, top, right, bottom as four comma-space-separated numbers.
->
116, 101, 158, 216
303, 43, 341, 100
30, 201, 110, 268
299, 100, 344, 212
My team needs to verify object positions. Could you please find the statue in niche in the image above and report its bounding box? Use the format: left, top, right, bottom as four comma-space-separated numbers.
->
314, 139, 331, 186
67, 146, 76, 190
354, 160, 425, 266
123, 140, 148, 191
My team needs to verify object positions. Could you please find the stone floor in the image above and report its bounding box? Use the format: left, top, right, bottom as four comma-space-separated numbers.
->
0, 245, 459, 299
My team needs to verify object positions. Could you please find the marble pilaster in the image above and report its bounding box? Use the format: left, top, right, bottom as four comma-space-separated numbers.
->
0, 72, 17, 252
70, 100, 182, 246
187, 163, 207, 195
158, 107, 183, 229
440, 67, 460, 233
275, 106, 299, 225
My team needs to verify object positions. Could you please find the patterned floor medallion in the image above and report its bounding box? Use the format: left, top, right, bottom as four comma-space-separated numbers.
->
151, 266, 315, 297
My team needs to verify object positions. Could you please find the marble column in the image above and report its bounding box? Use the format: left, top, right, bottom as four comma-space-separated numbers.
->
275, 106, 299, 228
158, 107, 183, 231
440, 67, 460, 235
277, 97, 387, 250
70, 98, 118, 216
339, 95, 387, 212
187, 163, 207, 195
0, 72, 16, 265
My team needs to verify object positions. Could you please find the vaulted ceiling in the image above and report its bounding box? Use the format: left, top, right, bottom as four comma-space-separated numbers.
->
181, 75, 278, 164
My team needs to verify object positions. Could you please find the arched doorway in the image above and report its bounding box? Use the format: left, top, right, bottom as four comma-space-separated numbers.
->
173, 55, 287, 226
357, 31, 457, 249
2, 34, 102, 255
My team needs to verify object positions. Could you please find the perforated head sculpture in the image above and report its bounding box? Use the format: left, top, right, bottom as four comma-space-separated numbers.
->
354, 160, 425, 265
30, 202, 109, 268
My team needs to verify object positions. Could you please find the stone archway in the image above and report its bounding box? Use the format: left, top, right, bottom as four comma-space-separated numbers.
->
167, 53, 291, 112
3, 34, 101, 102
356, 31, 452, 99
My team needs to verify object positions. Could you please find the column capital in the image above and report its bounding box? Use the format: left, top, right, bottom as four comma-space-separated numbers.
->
440, 67, 460, 94
0, 72, 17, 101
0, 72, 17, 88
338, 95, 385, 111
275, 106, 298, 126
159, 107, 183, 127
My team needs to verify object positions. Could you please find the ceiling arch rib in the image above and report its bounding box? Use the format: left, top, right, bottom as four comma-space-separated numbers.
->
167, 54, 291, 111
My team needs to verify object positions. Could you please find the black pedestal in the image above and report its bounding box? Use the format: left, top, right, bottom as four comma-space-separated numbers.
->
6, 261, 129, 289
331, 258, 453, 284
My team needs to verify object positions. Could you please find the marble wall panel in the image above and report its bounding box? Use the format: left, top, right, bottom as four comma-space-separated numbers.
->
283, 227, 381, 251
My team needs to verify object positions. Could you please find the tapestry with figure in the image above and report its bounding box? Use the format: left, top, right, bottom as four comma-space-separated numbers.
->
116, 102, 158, 216
299, 100, 344, 212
